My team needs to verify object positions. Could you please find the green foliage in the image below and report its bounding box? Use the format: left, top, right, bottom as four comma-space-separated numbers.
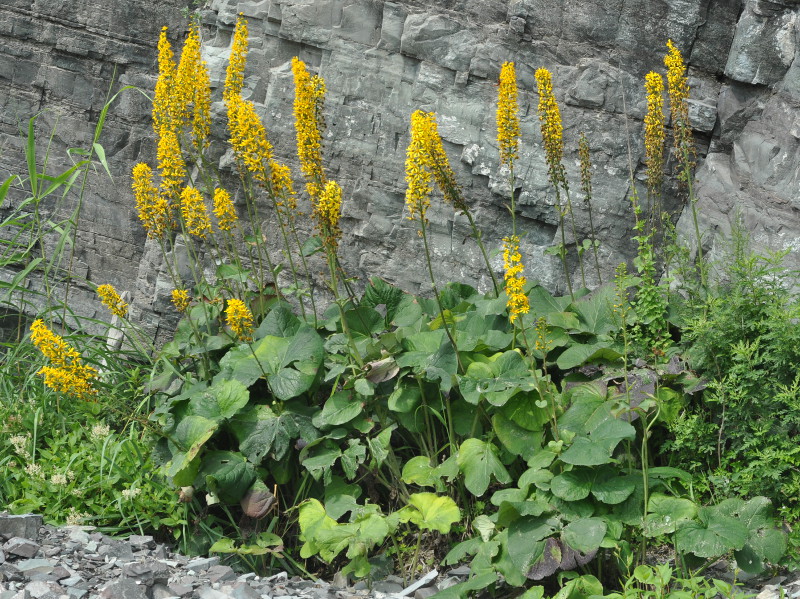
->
667, 224, 800, 504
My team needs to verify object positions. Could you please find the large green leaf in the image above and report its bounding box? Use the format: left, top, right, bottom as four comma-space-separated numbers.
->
550, 469, 593, 501
361, 277, 407, 323
233, 404, 317, 462
220, 325, 323, 400
492, 413, 542, 460
507, 516, 554, 577
456, 312, 513, 351
404, 493, 461, 533
570, 285, 617, 335
591, 473, 636, 505
560, 401, 636, 466
676, 507, 749, 558
733, 496, 787, 571
190, 378, 250, 422
562, 518, 607, 553
401, 456, 440, 487
200, 450, 256, 504
313, 391, 363, 428
529, 285, 571, 316
457, 438, 512, 497
556, 342, 621, 370
460, 350, 536, 406
256, 303, 301, 338
644, 494, 697, 537
164, 415, 218, 485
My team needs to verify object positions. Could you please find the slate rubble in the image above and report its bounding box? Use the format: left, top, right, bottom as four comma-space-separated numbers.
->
0, 514, 458, 599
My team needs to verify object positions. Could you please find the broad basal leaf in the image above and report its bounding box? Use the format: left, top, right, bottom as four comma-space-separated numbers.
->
457, 438, 512, 497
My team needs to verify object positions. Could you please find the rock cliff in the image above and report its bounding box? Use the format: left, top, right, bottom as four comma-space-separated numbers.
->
1, 0, 799, 340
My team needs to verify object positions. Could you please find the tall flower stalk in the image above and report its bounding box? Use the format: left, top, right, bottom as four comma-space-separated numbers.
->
644, 72, 666, 233
497, 62, 520, 238
417, 111, 499, 295
664, 40, 704, 287
578, 133, 602, 284
405, 111, 462, 372
535, 68, 579, 297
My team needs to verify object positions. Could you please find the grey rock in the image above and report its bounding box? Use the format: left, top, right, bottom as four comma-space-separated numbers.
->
187, 557, 220, 572
3, 541, 39, 560
0, 517, 42, 542
413, 588, 437, 599
13, 561, 54, 577
126, 536, 155, 551
98, 577, 149, 599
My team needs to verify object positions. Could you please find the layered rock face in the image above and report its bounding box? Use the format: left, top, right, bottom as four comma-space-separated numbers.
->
1, 0, 799, 339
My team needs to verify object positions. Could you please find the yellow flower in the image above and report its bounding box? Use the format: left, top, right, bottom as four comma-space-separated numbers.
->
502, 235, 530, 324
270, 160, 298, 216
535, 68, 567, 191
415, 111, 466, 213
171, 289, 191, 313
226, 298, 254, 342
29, 320, 97, 400
292, 57, 327, 201
96, 284, 128, 319
224, 14, 249, 104
664, 40, 695, 177
30, 320, 80, 368
212, 187, 237, 231
497, 62, 520, 167
644, 72, 666, 197
314, 180, 343, 249
227, 94, 272, 186
157, 128, 186, 206
404, 110, 433, 225
153, 27, 178, 135
176, 24, 212, 151
132, 163, 169, 238
180, 186, 212, 239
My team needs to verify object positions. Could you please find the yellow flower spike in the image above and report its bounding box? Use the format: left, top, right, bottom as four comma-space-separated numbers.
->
30, 320, 80, 369
212, 187, 238, 232
226, 298, 254, 342
269, 160, 298, 215
132, 163, 169, 238
180, 186, 212, 240
96, 284, 128, 319
38, 366, 97, 401
502, 235, 530, 324
644, 72, 666, 197
497, 62, 520, 167
664, 40, 695, 176
535, 68, 567, 191
292, 57, 327, 201
227, 94, 273, 186
157, 128, 187, 207
171, 289, 191, 313
404, 111, 434, 226
29, 320, 97, 400
153, 26, 178, 135
176, 24, 212, 151
315, 180, 343, 249
415, 111, 467, 213
224, 14, 249, 104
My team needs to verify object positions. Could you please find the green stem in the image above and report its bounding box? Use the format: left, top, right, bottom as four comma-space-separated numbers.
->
464, 210, 500, 296
420, 220, 463, 373
326, 248, 363, 369
564, 187, 587, 289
